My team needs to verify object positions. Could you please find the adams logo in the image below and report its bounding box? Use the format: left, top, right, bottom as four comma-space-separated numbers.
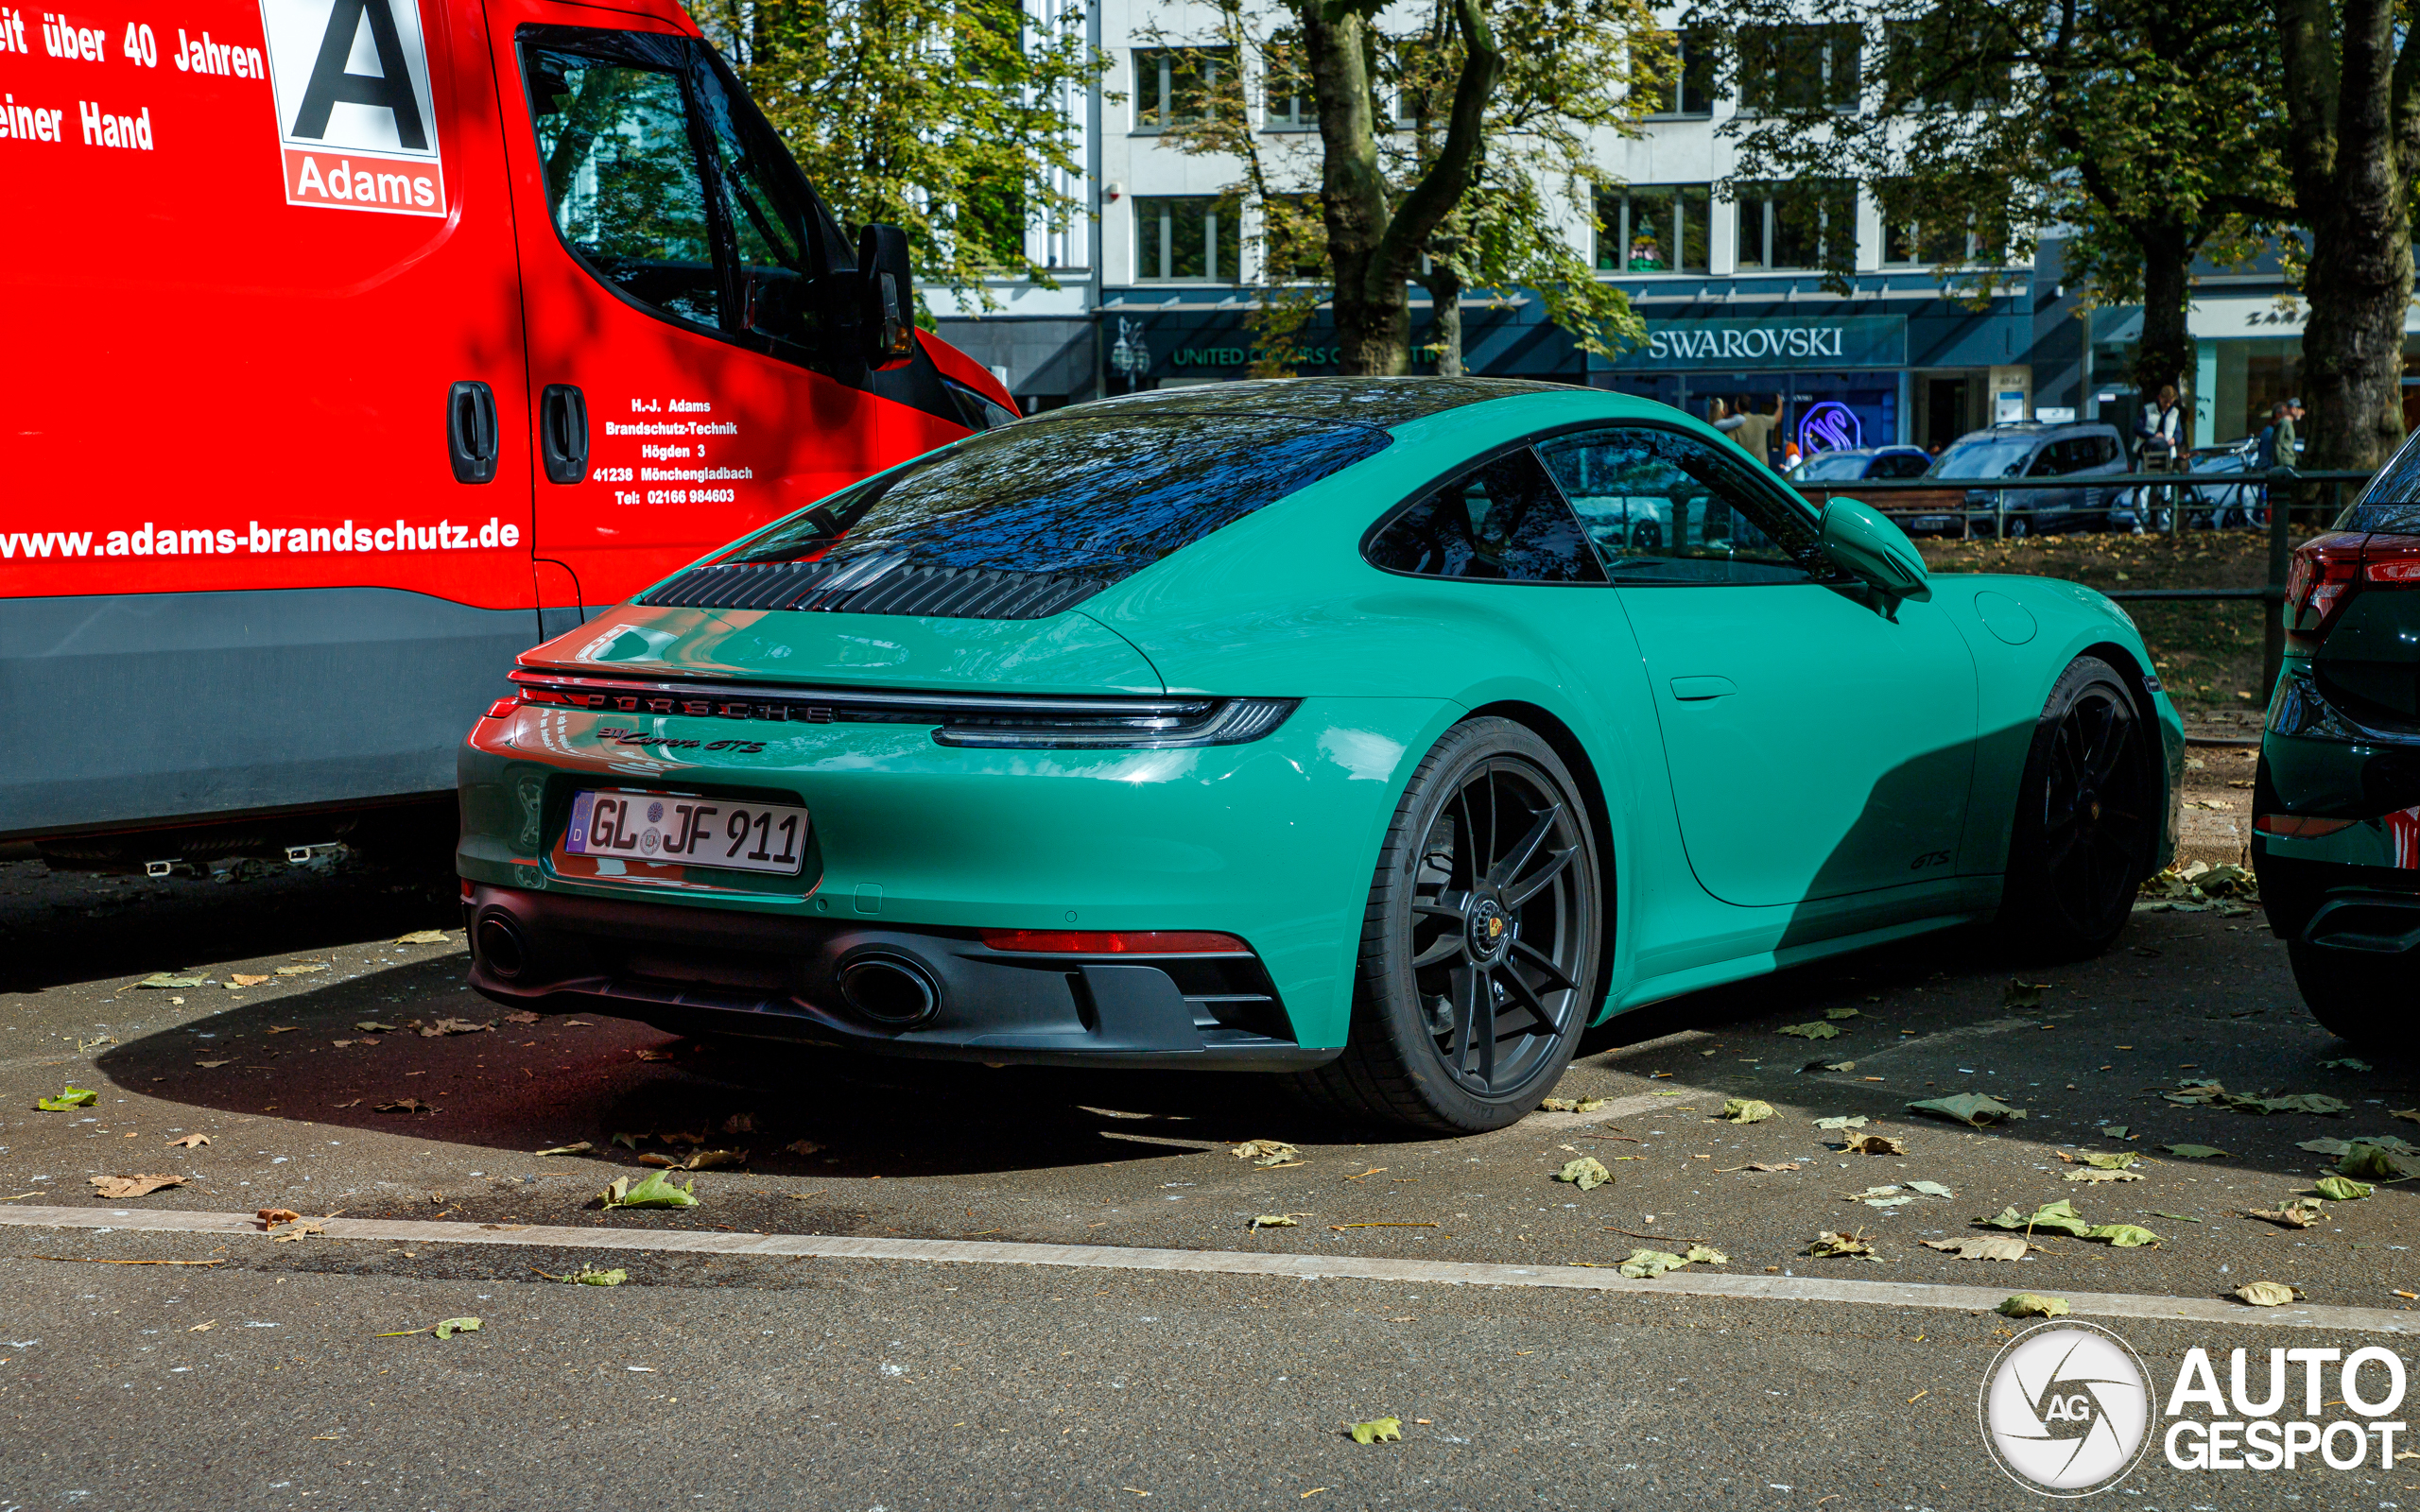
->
1980, 1322, 2153, 1496
257, 0, 446, 216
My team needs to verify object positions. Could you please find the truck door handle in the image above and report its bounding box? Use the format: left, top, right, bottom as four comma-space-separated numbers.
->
445, 381, 497, 485
1668, 676, 1737, 701
540, 384, 588, 485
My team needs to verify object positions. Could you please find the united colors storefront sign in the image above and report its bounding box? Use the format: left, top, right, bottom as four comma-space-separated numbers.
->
1616, 315, 1907, 370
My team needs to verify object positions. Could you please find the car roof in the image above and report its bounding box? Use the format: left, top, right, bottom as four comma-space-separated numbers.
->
1946, 423, 2119, 446
1064, 376, 1586, 429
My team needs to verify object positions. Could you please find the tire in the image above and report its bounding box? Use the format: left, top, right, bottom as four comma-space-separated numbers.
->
1296, 717, 1603, 1133
1997, 656, 2160, 959
2287, 938, 2401, 1046
1998, 514, 2029, 541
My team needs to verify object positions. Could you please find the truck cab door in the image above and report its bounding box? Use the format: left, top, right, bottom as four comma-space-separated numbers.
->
483, 7, 969, 623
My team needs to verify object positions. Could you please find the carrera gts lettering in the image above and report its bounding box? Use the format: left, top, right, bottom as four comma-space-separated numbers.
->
595, 726, 764, 754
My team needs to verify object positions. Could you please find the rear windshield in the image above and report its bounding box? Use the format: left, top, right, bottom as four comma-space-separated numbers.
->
728, 412, 1392, 579
1930, 439, 2031, 479
2342, 429, 2420, 533
1793, 453, 1868, 481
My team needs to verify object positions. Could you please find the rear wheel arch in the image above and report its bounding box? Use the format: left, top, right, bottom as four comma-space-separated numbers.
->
1464, 699, 1619, 1022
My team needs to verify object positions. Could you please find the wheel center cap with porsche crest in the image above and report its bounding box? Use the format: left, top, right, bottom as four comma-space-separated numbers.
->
1467, 898, 1513, 964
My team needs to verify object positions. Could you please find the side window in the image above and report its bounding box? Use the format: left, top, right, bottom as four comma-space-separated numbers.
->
2096, 434, 2121, 466
525, 48, 720, 327
1365, 448, 1606, 583
1879, 452, 1928, 478
1533, 426, 1827, 586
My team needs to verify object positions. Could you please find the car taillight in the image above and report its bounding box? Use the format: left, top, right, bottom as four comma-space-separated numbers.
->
2255, 813, 2355, 839
979, 929, 1248, 954
2284, 534, 2420, 644
483, 697, 518, 719
2284, 535, 2368, 642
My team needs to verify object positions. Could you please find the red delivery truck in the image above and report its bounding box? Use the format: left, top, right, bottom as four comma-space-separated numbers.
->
2, 0, 1016, 869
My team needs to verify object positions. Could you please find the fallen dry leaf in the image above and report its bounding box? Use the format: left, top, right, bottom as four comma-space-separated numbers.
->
256, 1208, 302, 1226
1347, 1418, 1402, 1445
1232, 1140, 1300, 1167
1539, 1096, 1611, 1113
418, 1018, 491, 1038
228, 974, 270, 988
783, 1140, 824, 1158
1806, 1229, 1881, 1261
1716, 1160, 1804, 1174
1924, 1235, 2034, 1262
634, 1153, 677, 1168
164, 1134, 209, 1149
273, 964, 327, 976
503, 1010, 542, 1024
1250, 1214, 1301, 1229
192, 1060, 232, 1070
680, 1147, 747, 1172
395, 930, 450, 945
632, 1048, 674, 1062
1839, 1133, 1907, 1157
266, 1025, 301, 1035
89, 1174, 186, 1198
721, 1114, 755, 1135
271, 1221, 326, 1244
2235, 1281, 2306, 1307
1554, 1157, 1613, 1191
1999, 1293, 2070, 1318
354, 1021, 398, 1032
534, 1142, 595, 1157
2245, 1200, 2325, 1229
375, 1098, 431, 1114
187, 1320, 216, 1332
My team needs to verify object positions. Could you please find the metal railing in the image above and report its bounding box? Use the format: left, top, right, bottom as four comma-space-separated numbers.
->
1790, 469, 2377, 697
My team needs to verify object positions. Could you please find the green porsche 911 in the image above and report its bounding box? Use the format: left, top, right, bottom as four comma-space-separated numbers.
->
458, 378, 2182, 1131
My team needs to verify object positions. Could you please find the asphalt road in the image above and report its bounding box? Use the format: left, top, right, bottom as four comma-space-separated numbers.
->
3, 804, 2416, 1511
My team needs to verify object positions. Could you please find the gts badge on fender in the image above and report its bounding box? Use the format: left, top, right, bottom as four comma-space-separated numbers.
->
596, 726, 765, 755
1909, 850, 1952, 870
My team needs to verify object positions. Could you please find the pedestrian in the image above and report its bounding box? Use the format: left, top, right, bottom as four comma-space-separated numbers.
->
2256, 401, 2289, 472
1708, 396, 1745, 435
1730, 393, 1783, 468
2135, 383, 2186, 530
2278, 396, 2303, 467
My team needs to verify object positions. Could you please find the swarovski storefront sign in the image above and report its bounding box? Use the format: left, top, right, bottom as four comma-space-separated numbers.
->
1619, 315, 1909, 370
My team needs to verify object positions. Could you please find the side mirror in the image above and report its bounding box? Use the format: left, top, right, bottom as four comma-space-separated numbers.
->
857, 224, 916, 370
1820, 496, 1930, 602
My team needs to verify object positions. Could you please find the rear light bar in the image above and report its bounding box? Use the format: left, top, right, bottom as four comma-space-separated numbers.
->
2256, 813, 2356, 839
979, 929, 1249, 954
2286, 534, 2420, 644
504, 669, 1296, 750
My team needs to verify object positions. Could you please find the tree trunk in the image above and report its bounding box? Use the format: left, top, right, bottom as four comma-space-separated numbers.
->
1303, 3, 1392, 373
1303, 0, 1498, 375
2133, 224, 2192, 398
2276, 0, 2414, 469
1419, 268, 1463, 375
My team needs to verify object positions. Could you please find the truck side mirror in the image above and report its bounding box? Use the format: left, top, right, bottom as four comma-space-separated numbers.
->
857, 224, 916, 370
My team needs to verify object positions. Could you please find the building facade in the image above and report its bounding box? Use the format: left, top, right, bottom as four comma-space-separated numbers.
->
932, 3, 2084, 455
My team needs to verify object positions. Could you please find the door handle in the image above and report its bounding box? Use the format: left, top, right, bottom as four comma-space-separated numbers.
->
1668, 676, 1737, 701
540, 383, 588, 485
445, 380, 497, 485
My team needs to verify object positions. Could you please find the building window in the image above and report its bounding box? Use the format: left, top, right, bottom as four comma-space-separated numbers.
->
1595, 184, 1711, 273
1133, 46, 1231, 132
1881, 208, 2005, 266
1264, 33, 1313, 129
1880, 19, 2009, 109
1738, 25, 1861, 113
1135, 196, 1239, 281
1648, 30, 1718, 117
1735, 180, 1858, 270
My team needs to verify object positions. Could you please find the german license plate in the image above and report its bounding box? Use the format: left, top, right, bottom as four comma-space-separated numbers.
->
565, 789, 808, 876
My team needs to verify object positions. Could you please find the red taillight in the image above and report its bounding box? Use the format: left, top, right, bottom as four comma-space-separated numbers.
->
979, 929, 1249, 954
459, 877, 475, 899
483, 697, 518, 719
2285, 536, 2367, 641
2256, 813, 2356, 839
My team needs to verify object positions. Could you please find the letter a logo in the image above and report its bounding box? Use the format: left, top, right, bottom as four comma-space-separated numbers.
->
259, 0, 446, 216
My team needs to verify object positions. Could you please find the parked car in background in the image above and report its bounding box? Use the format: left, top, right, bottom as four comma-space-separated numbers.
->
2108, 437, 2265, 532
1786, 447, 1933, 484
1894, 422, 2130, 538
2255, 437, 2420, 1045
459, 378, 2181, 1133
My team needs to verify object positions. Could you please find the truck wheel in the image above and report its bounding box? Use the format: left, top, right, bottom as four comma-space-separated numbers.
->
1297, 718, 1602, 1133
2288, 939, 2399, 1046
1998, 656, 2158, 959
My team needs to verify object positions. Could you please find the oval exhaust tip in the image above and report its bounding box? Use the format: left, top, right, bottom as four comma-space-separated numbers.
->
837, 954, 940, 1026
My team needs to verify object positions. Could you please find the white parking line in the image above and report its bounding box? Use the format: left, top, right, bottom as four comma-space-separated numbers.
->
2, 1204, 2410, 1333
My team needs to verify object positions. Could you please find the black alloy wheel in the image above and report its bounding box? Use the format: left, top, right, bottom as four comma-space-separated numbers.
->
1301, 717, 1601, 1132
2001, 656, 2159, 958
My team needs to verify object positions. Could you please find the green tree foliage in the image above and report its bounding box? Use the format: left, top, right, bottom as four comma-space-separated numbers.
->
1697, 0, 2287, 399
1146, 0, 1657, 376
687, 0, 1110, 313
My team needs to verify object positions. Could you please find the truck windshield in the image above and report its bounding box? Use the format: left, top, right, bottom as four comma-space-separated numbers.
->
730, 413, 1392, 583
